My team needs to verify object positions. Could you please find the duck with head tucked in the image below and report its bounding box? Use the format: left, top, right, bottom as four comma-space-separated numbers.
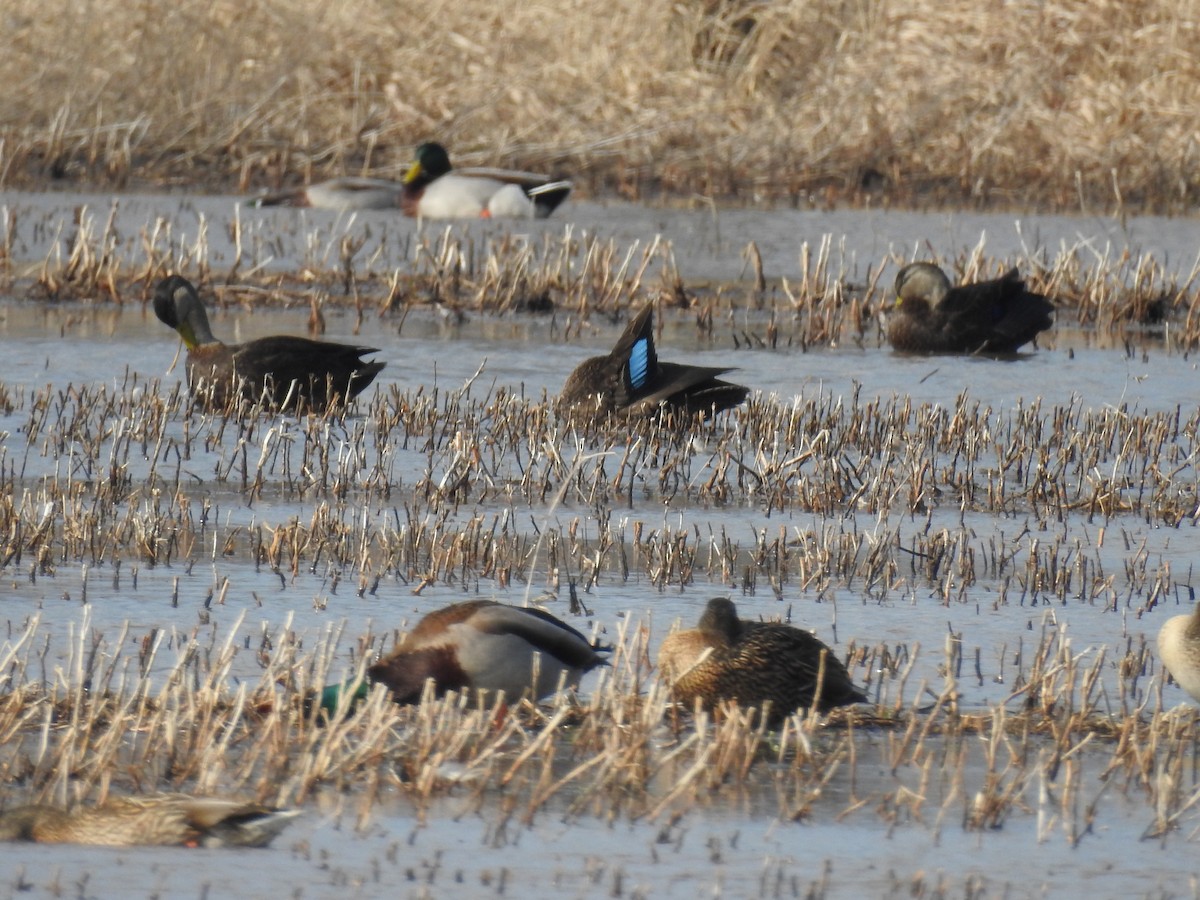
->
887, 262, 1054, 355
559, 304, 749, 420
248, 143, 572, 218
315, 600, 609, 715
658, 598, 867, 726
400, 142, 572, 219
0, 795, 299, 848
153, 275, 385, 412
247, 176, 409, 210
1158, 604, 1200, 704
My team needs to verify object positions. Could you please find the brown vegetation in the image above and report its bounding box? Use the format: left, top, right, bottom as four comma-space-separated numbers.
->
3, 0, 1200, 212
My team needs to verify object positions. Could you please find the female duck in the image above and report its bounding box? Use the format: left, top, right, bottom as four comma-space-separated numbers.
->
887, 262, 1054, 354
1158, 604, 1200, 703
0, 795, 299, 847
366, 600, 609, 705
559, 304, 749, 419
153, 275, 384, 411
658, 598, 866, 725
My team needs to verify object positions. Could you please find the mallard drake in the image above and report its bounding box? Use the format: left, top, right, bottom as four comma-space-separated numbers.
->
0, 795, 299, 847
365, 600, 609, 705
400, 142, 572, 219
558, 304, 749, 419
658, 598, 866, 725
247, 177, 406, 210
887, 262, 1054, 354
1158, 604, 1200, 703
153, 275, 385, 411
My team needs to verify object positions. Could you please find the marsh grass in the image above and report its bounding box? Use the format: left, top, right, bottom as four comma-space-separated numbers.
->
0, 603, 1196, 843
10, 199, 1200, 344
0, 345, 1195, 837
4, 0, 1200, 213
1, 368, 1196, 598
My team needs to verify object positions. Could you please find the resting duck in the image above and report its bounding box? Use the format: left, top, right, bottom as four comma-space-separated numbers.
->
246, 144, 570, 218
887, 262, 1054, 354
1158, 603, 1200, 703
153, 275, 385, 411
247, 177, 407, 210
399, 142, 572, 219
658, 598, 867, 726
349, 600, 608, 707
0, 795, 299, 847
558, 304, 749, 419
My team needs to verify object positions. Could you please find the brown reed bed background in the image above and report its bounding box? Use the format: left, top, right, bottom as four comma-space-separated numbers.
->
4, 0, 1200, 213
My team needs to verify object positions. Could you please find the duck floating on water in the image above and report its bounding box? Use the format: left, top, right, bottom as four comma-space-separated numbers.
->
1158, 603, 1200, 703
559, 304, 749, 419
248, 143, 571, 218
247, 176, 408, 210
0, 795, 299, 848
400, 142, 572, 219
315, 601, 608, 714
887, 262, 1054, 355
658, 598, 866, 726
153, 275, 384, 412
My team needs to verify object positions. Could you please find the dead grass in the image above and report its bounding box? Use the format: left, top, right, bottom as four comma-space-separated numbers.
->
3, 0, 1200, 212
10, 200, 1200, 343
0, 604, 1195, 842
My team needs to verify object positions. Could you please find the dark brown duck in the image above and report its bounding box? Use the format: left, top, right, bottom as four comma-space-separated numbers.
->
559, 304, 749, 419
887, 262, 1054, 354
153, 275, 384, 411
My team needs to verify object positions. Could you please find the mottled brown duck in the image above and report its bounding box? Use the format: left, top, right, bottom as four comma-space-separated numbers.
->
887, 262, 1054, 354
153, 275, 384, 411
559, 304, 749, 419
658, 598, 866, 726
0, 795, 299, 848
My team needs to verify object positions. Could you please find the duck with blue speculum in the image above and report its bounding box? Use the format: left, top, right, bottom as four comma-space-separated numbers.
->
887, 262, 1054, 355
314, 600, 610, 716
247, 142, 572, 219
0, 794, 300, 848
658, 598, 867, 727
558, 303, 749, 419
153, 275, 385, 412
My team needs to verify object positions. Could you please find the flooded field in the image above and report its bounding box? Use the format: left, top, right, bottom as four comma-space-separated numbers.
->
0, 192, 1198, 897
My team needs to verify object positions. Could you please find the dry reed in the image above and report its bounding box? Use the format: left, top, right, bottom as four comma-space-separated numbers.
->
3, 0, 1200, 213
8, 199, 1200, 344
0, 605, 1195, 843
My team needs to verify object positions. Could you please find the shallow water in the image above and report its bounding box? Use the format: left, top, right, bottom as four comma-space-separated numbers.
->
0, 744, 1195, 899
0, 194, 1199, 896
6, 189, 1200, 285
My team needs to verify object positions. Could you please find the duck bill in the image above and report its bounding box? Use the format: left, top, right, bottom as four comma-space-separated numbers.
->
403, 160, 423, 184
177, 317, 205, 349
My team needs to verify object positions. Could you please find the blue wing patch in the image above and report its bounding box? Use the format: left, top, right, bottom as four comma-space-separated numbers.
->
627, 337, 650, 390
